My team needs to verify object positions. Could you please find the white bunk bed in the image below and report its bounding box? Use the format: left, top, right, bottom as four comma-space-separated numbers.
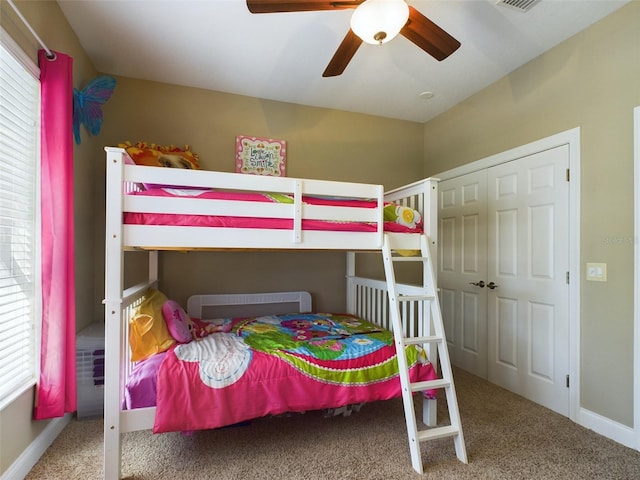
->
102, 146, 449, 479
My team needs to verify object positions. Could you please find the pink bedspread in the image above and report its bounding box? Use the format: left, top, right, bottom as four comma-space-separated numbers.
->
125, 188, 423, 233
152, 313, 436, 433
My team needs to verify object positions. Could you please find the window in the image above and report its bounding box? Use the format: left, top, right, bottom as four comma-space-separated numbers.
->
0, 29, 41, 410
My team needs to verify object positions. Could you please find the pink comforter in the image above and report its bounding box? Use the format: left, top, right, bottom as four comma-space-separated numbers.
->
152, 313, 436, 433
125, 188, 423, 233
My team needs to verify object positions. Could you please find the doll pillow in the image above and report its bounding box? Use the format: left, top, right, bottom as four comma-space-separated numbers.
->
119, 141, 201, 189
161, 300, 193, 344
189, 317, 231, 339
119, 141, 200, 169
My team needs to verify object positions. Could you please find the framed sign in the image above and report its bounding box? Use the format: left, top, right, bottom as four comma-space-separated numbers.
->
235, 135, 286, 177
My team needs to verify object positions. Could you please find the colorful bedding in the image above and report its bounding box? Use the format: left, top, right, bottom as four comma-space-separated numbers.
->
148, 312, 437, 433
124, 188, 423, 233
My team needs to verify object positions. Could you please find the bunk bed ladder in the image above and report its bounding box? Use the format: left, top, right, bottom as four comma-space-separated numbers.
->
382, 233, 467, 474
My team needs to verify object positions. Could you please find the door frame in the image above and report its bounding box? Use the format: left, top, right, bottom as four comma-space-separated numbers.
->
634, 106, 640, 450
435, 127, 580, 422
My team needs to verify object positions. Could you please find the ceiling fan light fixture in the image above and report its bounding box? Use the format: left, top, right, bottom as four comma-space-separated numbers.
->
350, 0, 410, 45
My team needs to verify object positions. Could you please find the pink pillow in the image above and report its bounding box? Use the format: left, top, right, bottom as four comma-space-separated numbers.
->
161, 300, 193, 343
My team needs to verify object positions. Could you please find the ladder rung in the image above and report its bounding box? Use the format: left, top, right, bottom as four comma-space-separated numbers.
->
410, 378, 450, 392
391, 256, 429, 262
417, 425, 460, 442
403, 335, 442, 346
397, 294, 435, 302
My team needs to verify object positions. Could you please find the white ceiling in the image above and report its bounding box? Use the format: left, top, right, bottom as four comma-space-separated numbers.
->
57, 0, 629, 123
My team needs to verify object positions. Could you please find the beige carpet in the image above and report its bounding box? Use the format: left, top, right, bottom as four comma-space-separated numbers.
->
26, 368, 640, 480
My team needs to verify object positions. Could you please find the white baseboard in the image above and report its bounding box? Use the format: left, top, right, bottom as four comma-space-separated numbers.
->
579, 407, 637, 450
1, 414, 71, 480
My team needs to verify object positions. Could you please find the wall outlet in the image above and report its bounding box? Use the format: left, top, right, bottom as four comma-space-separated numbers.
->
586, 262, 607, 282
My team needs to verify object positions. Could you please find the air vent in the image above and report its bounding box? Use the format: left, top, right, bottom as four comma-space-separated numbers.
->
496, 0, 541, 12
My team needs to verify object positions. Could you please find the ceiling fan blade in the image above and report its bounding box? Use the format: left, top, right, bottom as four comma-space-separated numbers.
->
322, 29, 363, 77
246, 0, 362, 14
400, 6, 461, 61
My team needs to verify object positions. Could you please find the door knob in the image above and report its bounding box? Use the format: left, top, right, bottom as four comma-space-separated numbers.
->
469, 280, 485, 288
487, 281, 498, 290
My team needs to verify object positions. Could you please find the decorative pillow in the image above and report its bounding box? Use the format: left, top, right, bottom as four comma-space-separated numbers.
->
129, 288, 176, 362
161, 300, 193, 344
189, 317, 232, 339
119, 141, 200, 169
383, 203, 422, 230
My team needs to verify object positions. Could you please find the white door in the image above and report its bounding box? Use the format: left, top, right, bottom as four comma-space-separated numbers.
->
487, 146, 570, 415
438, 170, 488, 378
438, 145, 570, 416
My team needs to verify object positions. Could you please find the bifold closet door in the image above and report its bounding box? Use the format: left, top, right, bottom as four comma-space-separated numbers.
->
439, 144, 570, 417
438, 170, 489, 379
487, 145, 570, 417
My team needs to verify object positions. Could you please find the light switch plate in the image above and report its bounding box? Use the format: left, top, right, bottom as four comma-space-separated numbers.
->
586, 262, 607, 282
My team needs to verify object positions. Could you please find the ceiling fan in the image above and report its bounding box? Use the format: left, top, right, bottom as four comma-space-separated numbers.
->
246, 0, 461, 77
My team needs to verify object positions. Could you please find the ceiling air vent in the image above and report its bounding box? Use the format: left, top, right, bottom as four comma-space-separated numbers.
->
496, 0, 541, 13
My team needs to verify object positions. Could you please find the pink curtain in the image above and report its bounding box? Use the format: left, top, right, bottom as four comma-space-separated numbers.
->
34, 50, 76, 420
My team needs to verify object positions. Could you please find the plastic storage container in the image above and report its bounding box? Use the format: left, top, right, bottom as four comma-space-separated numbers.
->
76, 321, 105, 418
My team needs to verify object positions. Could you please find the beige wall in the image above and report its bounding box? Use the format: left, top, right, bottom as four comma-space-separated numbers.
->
422, 2, 640, 426
97, 78, 425, 313
0, 0, 99, 475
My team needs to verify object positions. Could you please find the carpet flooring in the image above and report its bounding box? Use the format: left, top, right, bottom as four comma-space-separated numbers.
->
25, 368, 640, 479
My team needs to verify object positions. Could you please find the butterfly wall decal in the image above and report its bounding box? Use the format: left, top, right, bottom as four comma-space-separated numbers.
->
72, 75, 116, 145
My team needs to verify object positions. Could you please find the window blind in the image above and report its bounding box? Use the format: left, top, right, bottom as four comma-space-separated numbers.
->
0, 34, 40, 409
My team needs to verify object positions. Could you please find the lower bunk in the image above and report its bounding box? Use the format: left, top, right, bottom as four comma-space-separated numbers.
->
127, 289, 438, 433
106, 281, 440, 478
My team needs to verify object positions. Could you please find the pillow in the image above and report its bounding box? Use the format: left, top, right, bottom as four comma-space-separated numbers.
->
129, 288, 176, 362
119, 141, 200, 169
161, 300, 193, 344
383, 203, 422, 230
119, 141, 201, 190
187, 317, 233, 339
124, 351, 167, 409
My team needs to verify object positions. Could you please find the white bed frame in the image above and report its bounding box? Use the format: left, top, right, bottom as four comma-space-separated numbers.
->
103, 146, 440, 479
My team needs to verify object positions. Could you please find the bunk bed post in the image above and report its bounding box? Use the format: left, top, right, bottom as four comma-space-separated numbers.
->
423, 178, 439, 273
149, 250, 158, 283
103, 147, 125, 480
346, 251, 356, 313
423, 178, 439, 428
423, 179, 440, 356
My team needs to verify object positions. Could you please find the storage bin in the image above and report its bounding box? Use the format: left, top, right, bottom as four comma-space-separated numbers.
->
76, 321, 105, 418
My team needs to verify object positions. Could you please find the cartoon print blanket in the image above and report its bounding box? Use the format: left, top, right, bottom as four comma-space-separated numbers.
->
153, 313, 437, 433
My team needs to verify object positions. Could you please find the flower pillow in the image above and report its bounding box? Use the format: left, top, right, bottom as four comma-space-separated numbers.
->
129, 288, 176, 362
383, 203, 422, 230
161, 300, 193, 344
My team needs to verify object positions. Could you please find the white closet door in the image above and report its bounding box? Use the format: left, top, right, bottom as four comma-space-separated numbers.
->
438, 170, 488, 378
486, 145, 570, 416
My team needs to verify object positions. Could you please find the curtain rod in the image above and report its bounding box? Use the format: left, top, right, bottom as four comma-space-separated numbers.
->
6, 0, 54, 58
